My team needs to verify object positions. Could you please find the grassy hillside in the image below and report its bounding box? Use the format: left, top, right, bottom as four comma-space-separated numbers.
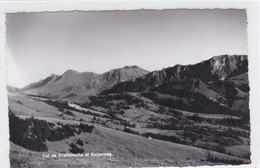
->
10, 125, 249, 168
9, 92, 250, 167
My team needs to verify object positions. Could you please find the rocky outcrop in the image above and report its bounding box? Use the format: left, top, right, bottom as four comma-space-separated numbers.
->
101, 55, 248, 94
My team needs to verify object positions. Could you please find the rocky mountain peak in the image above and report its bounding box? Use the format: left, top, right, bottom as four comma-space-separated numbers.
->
22, 65, 149, 99
101, 66, 149, 86
123, 65, 139, 69
50, 73, 57, 77
62, 69, 78, 76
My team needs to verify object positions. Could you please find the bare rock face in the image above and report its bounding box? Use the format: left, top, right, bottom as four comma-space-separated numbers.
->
161, 55, 248, 82
199, 55, 248, 81
101, 55, 248, 94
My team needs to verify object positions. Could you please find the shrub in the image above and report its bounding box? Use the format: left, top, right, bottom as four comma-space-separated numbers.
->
142, 132, 186, 145
186, 114, 204, 123
76, 139, 84, 146
69, 143, 84, 154
206, 151, 244, 165
64, 110, 75, 116
123, 127, 139, 135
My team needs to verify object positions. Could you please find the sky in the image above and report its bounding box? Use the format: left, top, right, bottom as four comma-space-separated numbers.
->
6, 9, 248, 88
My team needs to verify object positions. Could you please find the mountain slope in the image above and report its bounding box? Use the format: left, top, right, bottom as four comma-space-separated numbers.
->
101, 66, 148, 90
22, 66, 149, 101
23, 73, 60, 90
101, 55, 247, 94
100, 55, 249, 115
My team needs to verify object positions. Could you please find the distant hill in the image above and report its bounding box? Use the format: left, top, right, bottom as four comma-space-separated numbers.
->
7, 85, 23, 93
22, 66, 149, 102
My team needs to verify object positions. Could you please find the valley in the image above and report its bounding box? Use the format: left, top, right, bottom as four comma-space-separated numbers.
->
8, 55, 250, 167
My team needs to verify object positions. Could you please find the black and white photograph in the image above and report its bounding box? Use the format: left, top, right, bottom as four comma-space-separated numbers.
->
6, 9, 251, 168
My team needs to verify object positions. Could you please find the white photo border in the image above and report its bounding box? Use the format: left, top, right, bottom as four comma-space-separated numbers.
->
0, 1, 259, 168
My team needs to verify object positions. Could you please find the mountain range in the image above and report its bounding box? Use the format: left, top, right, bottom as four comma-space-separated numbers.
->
102, 55, 248, 93
22, 65, 149, 102
20, 54, 249, 110
101, 55, 249, 114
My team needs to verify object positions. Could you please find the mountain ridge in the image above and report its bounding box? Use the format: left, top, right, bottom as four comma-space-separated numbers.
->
101, 55, 248, 94
21, 55, 248, 105
22, 65, 149, 101
99, 54, 248, 115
